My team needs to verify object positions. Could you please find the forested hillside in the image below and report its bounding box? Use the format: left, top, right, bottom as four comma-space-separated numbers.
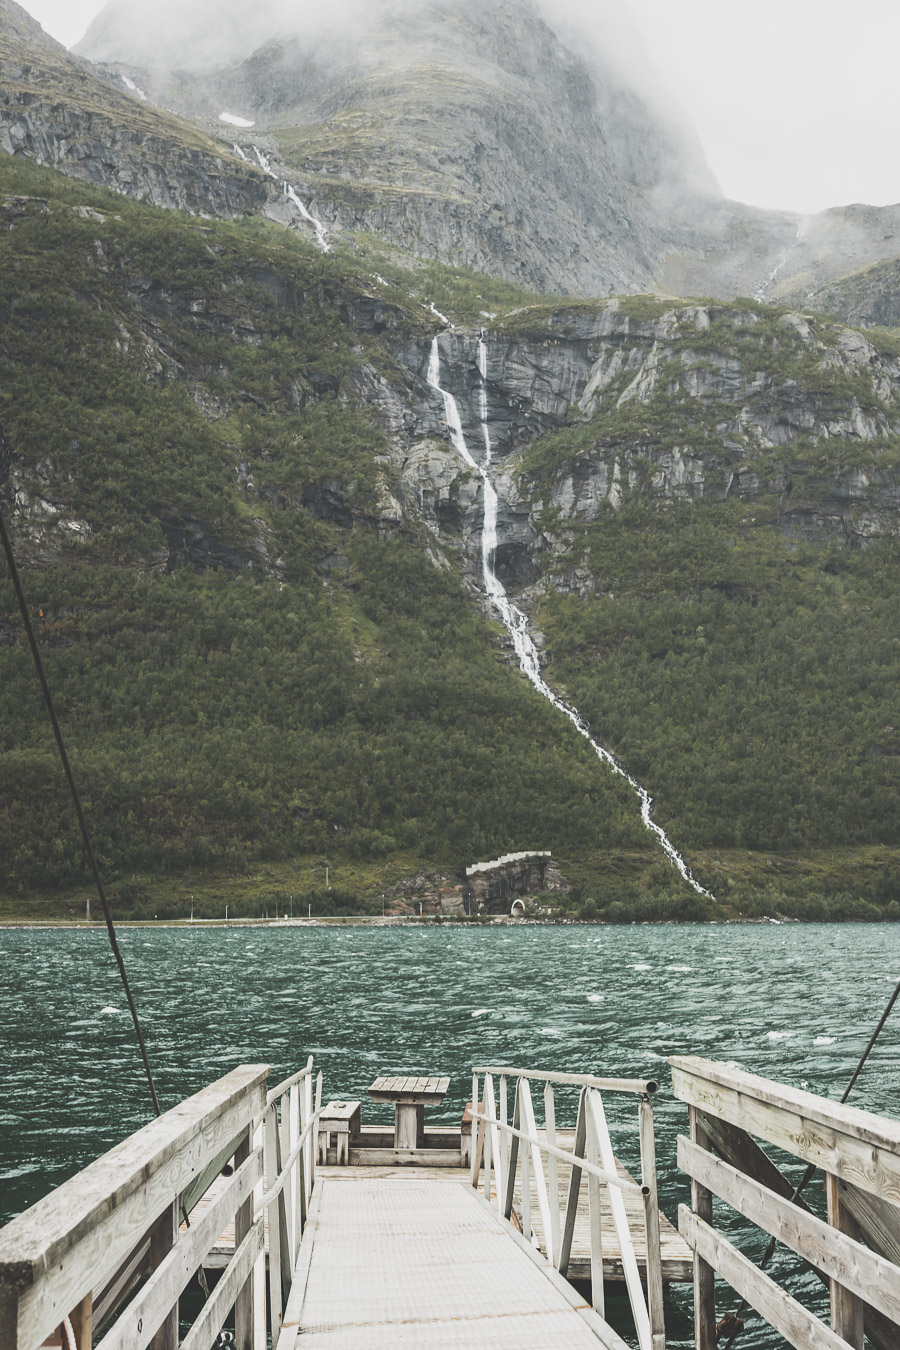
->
2, 152, 900, 923
0, 155, 657, 918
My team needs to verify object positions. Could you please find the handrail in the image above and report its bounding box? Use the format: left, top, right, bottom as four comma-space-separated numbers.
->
257, 1107, 324, 1209
470, 1107, 643, 1194
473, 1065, 658, 1095
671, 1056, 900, 1350
267, 1056, 315, 1108
470, 1068, 666, 1350
0, 1060, 321, 1350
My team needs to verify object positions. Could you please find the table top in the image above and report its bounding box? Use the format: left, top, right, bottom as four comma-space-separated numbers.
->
368, 1075, 450, 1104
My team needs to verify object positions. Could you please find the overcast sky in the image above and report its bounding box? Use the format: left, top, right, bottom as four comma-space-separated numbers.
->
15, 0, 900, 215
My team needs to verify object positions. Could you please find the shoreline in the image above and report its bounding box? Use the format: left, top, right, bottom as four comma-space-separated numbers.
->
0, 914, 815, 930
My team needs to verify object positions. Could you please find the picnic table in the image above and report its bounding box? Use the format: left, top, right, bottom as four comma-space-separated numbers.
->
368, 1075, 450, 1149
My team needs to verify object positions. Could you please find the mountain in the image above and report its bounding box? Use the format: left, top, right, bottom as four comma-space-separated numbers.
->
0, 0, 269, 215
1, 0, 900, 923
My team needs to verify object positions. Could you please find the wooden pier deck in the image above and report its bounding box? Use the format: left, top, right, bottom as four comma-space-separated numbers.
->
278, 1177, 625, 1348
195, 1139, 691, 1286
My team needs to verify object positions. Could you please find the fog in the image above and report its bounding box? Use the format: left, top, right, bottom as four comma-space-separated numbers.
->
15, 0, 900, 213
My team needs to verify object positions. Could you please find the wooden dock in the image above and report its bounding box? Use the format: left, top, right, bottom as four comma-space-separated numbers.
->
279, 1177, 625, 1348
4, 1055, 899, 1350
194, 1132, 691, 1287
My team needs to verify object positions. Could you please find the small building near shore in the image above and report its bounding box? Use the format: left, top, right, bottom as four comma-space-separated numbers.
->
463, 851, 559, 915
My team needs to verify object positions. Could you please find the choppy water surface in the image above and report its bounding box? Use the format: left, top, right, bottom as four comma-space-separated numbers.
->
1, 923, 897, 1347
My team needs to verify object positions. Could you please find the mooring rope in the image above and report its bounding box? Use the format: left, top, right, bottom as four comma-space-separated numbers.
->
0, 505, 162, 1117
720, 972, 900, 1347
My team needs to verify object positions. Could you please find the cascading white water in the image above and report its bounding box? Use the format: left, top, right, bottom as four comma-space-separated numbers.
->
250, 147, 331, 253
427, 333, 712, 897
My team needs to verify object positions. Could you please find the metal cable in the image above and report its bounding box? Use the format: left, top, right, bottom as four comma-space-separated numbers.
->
720, 972, 900, 1347
0, 504, 162, 1116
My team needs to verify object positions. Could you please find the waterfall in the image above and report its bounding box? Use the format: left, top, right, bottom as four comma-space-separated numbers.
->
251, 147, 331, 253
426, 334, 712, 898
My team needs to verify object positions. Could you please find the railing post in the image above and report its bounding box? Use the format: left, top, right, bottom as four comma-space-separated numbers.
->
265, 1104, 285, 1343
544, 1082, 561, 1269
150, 1199, 178, 1350
586, 1096, 605, 1317
639, 1094, 666, 1350
251, 1118, 266, 1350
70, 1293, 93, 1350
470, 1073, 481, 1186
483, 1077, 494, 1203
520, 1087, 532, 1243
689, 1106, 716, 1350
559, 1089, 586, 1278
233, 1125, 255, 1350
825, 1172, 865, 1349
499, 1074, 509, 1176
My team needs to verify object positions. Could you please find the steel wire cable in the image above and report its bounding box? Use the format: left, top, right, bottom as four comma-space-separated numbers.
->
0, 504, 162, 1117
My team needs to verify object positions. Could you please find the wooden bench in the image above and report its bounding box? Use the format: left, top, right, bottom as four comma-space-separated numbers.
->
317, 1100, 361, 1166
368, 1076, 450, 1150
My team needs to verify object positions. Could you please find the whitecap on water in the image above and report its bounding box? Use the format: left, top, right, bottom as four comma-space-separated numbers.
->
539, 1028, 562, 1037
814, 1036, 836, 1046
629, 964, 652, 971
667, 965, 693, 972
587, 994, 604, 1002
100, 1006, 123, 1015
766, 1031, 790, 1041
471, 1009, 490, 1018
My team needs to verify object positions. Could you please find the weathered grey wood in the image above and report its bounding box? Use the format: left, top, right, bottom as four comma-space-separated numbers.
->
519, 1081, 554, 1265
179, 1218, 263, 1350
470, 1074, 480, 1186
680, 1205, 850, 1350
695, 1111, 814, 1215
482, 1079, 494, 1204
825, 1174, 865, 1349
587, 1089, 651, 1350
266, 1064, 314, 1110
586, 1102, 604, 1317
838, 1178, 900, 1265
265, 1107, 284, 1343
689, 1108, 716, 1350
544, 1083, 560, 1268
233, 1129, 255, 1350
671, 1056, 900, 1204
0, 1064, 268, 1350
502, 1086, 521, 1223
95, 1151, 262, 1350
71, 1294, 92, 1350
92, 1236, 151, 1333
349, 1146, 464, 1168
474, 1066, 657, 1096
679, 1136, 900, 1329
558, 1092, 587, 1279
639, 1097, 665, 1350
273, 1181, 323, 1350
149, 1201, 178, 1350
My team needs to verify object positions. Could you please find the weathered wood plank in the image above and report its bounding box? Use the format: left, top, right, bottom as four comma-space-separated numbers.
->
639, 1097, 665, 1350
825, 1174, 865, 1350
838, 1178, 900, 1265
689, 1108, 716, 1350
179, 1219, 263, 1350
474, 1067, 657, 1096
96, 1151, 262, 1350
671, 1056, 900, 1204
0, 1065, 268, 1350
679, 1206, 850, 1350
680, 1136, 900, 1329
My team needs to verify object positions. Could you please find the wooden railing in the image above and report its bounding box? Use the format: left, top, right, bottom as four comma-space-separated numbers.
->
0, 1060, 322, 1350
671, 1055, 900, 1350
470, 1065, 665, 1350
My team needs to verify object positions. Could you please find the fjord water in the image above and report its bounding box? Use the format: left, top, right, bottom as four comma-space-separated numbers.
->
1, 924, 897, 1347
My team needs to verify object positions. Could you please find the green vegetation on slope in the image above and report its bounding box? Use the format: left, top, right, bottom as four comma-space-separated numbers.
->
514, 297, 900, 903
0, 154, 661, 912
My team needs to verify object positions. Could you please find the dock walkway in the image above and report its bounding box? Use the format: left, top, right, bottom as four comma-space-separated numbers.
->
280, 1176, 624, 1348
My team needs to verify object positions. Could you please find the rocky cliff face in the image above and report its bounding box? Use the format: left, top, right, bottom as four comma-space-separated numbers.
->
382, 302, 900, 608
0, 0, 270, 217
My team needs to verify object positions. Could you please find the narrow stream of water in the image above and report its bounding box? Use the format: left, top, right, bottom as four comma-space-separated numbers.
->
426, 334, 710, 894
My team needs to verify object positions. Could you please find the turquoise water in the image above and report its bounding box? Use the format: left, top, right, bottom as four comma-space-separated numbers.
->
1, 922, 898, 1346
